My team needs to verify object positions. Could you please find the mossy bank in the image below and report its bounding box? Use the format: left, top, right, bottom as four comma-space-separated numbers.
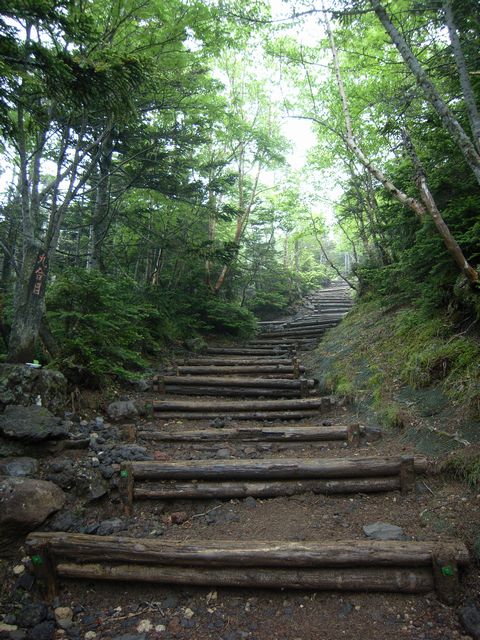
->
311, 300, 480, 485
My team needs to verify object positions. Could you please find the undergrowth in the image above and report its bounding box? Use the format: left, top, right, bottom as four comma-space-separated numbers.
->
315, 299, 480, 419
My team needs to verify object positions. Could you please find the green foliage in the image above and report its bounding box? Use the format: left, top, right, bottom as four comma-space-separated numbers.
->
443, 447, 480, 488
46, 269, 157, 384
196, 297, 257, 338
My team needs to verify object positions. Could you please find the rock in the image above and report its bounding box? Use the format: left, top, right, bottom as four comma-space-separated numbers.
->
209, 416, 231, 429
167, 618, 182, 635
338, 602, 353, 618
363, 522, 406, 540
0, 365, 67, 414
27, 622, 55, 640
0, 457, 38, 477
183, 608, 194, 620
459, 600, 480, 640
154, 625, 166, 632
16, 572, 35, 591
244, 496, 257, 508
47, 510, 82, 533
10, 631, 27, 640
112, 635, 146, 640
54, 608, 73, 630
216, 448, 230, 459
162, 595, 179, 609
95, 519, 126, 536
170, 512, 188, 525
0, 406, 68, 442
131, 379, 151, 393
136, 620, 152, 633
73, 468, 109, 503
0, 478, 65, 547
0, 623, 18, 632
84, 633, 97, 640
106, 401, 138, 421
13, 564, 25, 575
16, 603, 48, 627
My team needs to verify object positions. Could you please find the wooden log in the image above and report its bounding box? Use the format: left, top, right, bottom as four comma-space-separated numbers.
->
124, 455, 421, 481
25, 532, 469, 568
154, 410, 322, 421
135, 477, 402, 499
182, 358, 299, 366
162, 376, 316, 389
137, 425, 355, 442
163, 386, 302, 398
258, 329, 328, 339
167, 368, 298, 379
153, 397, 331, 413
206, 348, 295, 356
55, 562, 434, 593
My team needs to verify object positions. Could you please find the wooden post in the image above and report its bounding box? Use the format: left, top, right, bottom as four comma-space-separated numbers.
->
300, 380, 308, 398
119, 463, 134, 516
121, 425, 136, 443
158, 376, 165, 395
399, 456, 415, 494
293, 358, 300, 379
432, 549, 461, 605
29, 543, 58, 602
347, 424, 360, 446
152, 375, 159, 392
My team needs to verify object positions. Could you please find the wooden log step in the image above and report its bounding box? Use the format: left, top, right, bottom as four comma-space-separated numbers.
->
258, 329, 327, 339
162, 386, 303, 398
137, 424, 361, 443
154, 410, 322, 421
167, 366, 299, 377
182, 358, 298, 366
26, 533, 470, 568
135, 477, 400, 499
161, 376, 316, 389
206, 348, 295, 356
26, 533, 468, 603
153, 397, 332, 413
122, 456, 426, 481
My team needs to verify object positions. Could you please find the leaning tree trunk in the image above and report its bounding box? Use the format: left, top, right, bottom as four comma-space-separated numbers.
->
369, 0, 480, 188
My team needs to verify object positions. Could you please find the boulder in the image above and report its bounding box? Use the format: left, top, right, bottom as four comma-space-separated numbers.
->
0, 477, 65, 548
0, 457, 38, 477
0, 405, 69, 442
363, 522, 406, 541
106, 400, 138, 421
0, 364, 66, 414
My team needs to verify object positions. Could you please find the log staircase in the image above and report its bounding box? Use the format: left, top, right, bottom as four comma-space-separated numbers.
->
27, 282, 469, 609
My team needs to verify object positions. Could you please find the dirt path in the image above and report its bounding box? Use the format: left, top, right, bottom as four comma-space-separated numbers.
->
1, 284, 479, 640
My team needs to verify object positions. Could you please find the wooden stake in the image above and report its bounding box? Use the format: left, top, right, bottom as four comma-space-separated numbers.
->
400, 456, 415, 494
347, 423, 361, 446
432, 549, 461, 605
119, 463, 134, 516
29, 542, 58, 602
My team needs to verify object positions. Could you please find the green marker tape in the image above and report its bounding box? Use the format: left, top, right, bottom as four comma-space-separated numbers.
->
441, 565, 453, 577
120, 469, 129, 478
31, 554, 43, 566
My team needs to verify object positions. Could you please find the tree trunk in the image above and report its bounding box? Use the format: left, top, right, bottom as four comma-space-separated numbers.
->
443, 0, 480, 153
369, 0, 480, 187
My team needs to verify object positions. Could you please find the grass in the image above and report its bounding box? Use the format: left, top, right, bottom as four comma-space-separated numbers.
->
314, 300, 480, 420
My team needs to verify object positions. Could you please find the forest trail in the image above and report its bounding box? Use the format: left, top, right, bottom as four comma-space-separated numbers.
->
23, 284, 476, 640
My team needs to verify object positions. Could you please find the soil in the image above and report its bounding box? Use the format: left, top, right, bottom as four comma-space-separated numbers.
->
1, 294, 480, 640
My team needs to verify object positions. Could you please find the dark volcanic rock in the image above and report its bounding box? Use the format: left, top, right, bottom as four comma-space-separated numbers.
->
459, 600, 480, 640
0, 405, 68, 442
27, 621, 55, 640
0, 477, 65, 547
106, 400, 138, 421
0, 364, 66, 414
0, 456, 38, 477
16, 603, 48, 627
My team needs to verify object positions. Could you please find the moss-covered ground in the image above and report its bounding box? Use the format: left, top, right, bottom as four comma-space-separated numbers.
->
310, 300, 480, 486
